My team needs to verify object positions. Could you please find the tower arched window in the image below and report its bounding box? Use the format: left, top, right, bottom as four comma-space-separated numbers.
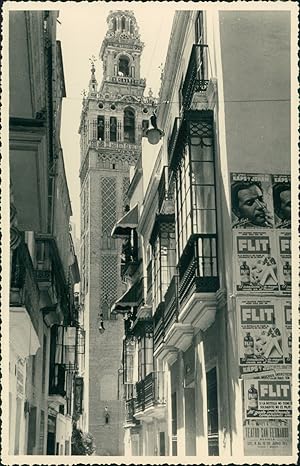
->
112, 17, 116, 32
130, 21, 134, 34
124, 108, 135, 143
121, 16, 126, 31
97, 116, 105, 141
118, 56, 130, 77
110, 117, 117, 142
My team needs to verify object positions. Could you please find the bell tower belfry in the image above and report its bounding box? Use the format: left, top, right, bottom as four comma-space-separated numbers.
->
100, 10, 145, 98
79, 10, 155, 456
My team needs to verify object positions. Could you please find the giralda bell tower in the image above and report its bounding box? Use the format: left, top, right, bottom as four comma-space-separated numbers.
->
79, 10, 154, 455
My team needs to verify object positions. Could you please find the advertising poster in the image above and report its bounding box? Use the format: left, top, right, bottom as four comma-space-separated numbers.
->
272, 174, 291, 229
244, 375, 292, 419
231, 173, 274, 229
237, 298, 289, 369
283, 301, 292, 364
244, 418, 292, 456
233, 230, 279, 293
276, 230, 291, 294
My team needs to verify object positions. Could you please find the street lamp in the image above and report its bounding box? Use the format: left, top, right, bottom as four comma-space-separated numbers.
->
146, 111, 164, 145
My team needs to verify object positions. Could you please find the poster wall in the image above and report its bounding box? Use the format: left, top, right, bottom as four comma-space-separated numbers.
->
231, 173, 292, 457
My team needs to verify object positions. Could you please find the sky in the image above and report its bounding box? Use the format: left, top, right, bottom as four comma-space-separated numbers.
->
56, 2, 176, 235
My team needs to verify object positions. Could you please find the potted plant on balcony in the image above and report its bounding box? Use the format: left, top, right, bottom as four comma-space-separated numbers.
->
71, 427, 96, 455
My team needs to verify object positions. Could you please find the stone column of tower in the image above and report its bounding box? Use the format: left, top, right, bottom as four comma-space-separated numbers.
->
78, 10, 155, 455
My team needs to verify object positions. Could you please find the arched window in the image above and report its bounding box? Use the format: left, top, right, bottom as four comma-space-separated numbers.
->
97, 116, 105, 141
124, 108, 135, 143
118, 56, 130, 77
121, 16, 126, 31
110, 117, 117, 142
112, 17, 116, 32
129, 20, 134, 34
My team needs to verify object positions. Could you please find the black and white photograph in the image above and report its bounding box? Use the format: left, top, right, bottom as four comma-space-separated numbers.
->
1, 1, 298, 464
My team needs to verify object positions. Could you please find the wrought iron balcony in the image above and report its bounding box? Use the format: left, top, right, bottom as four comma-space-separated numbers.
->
135, 379, 144, 413
134, 371, 165, 415
124, 398, 140, 427
164, 275, 179, 338
181, 44, 210, 111
146, 260, 152, 305
120, 232, 139, 280
110, 76, 146, 87
158, 166, 174, 213
167, 117, 184, 171
10, 246, 26, 306
49, 363, 66, 397
10, 241, 37, 307
154, 302, 165, 353
178, 234, 219, 308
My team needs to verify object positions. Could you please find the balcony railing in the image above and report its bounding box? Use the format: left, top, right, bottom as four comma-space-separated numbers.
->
121, 232, 139, 280
167, 117, 184, 171
49, 363, 66, 397
164, 275, 179, 337
154, 302, 165, 352
95, 140, 138, 151
146, 260, 152, 305
158, 166, 174, 212
181, 44, 210, 111
125, 398, 140, 426
134, 371, 165, 414
110, 76, 146, 86
10, 240, 36, 307
178, 234, 219, 307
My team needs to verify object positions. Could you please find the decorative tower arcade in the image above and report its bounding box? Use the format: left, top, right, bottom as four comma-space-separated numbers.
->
79, 10, 155, 455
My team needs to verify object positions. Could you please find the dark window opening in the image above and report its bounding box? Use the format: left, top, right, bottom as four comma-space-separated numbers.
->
124, 108, 135, 143
97, 116, 105, 141
206, 367, 219, 456
121, 16, 126, 31
159, 432, 166, 456
42, 334, 47, 393
118, 56, 130, 77
142, 119, 149, 136
110, 116, 117, 142
171, 392, 178, 456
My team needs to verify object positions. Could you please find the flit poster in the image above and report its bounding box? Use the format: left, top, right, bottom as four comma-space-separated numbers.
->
233, 230, 279, 293
244, 375, 292, 419
236, 297, 292, 369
